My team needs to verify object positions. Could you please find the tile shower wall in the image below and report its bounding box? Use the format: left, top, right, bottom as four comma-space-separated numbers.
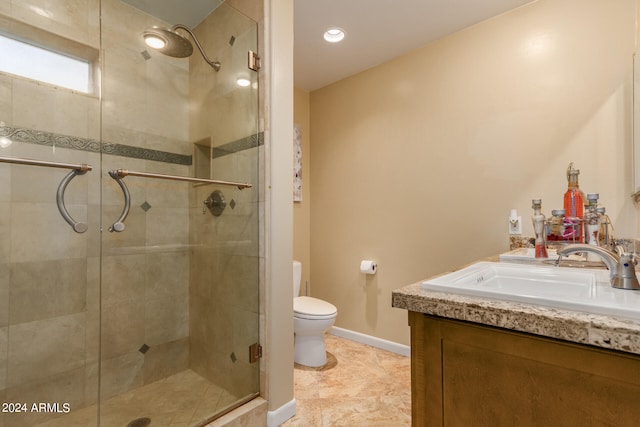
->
0, 0, 261, 424
0, 0, 101, 425
189, 3, 261, 400
0, 0, 192, 425
99, 0, 192, 402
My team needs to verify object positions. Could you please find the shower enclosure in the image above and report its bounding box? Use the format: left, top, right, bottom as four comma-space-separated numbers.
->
0, 0, 261, 425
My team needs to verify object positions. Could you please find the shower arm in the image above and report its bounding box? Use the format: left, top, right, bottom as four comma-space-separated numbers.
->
172, 24, 221, 71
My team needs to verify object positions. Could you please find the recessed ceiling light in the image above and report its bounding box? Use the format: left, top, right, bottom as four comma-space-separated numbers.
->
323, 27, 345, 43
236, 77, 251, 87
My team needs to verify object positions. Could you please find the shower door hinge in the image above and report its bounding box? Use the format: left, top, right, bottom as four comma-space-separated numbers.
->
249, 343, 262, 363
248, 50, 260, 71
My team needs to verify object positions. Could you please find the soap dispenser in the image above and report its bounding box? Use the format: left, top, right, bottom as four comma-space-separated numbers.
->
531, 199, 548, 259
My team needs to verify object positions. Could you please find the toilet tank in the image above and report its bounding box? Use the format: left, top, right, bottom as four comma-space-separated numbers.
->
293, 260, 302, 297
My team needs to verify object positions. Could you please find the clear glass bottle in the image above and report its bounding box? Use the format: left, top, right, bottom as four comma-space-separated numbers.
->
547, 209, 566, 242
563, 163, 585, 243
597, 206, 613, 248
531, 199, 548, 258
584, 194, 600, 262
584, 193, 600, 244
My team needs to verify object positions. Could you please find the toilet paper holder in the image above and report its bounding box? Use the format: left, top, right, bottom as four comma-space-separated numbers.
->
360, 260, 377, 274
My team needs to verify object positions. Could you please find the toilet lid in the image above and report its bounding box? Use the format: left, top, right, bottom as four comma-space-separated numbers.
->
294, 296, 337, 318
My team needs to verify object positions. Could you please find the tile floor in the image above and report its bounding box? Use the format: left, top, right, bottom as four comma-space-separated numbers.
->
20, 335, 409, 427
31, 370, 240, 427
281, 334, 411, 427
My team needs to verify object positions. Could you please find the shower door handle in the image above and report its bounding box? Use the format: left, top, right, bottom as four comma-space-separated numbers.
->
0, 156, 92, 234
107, 170, 130, 232
56, 168, 89, 233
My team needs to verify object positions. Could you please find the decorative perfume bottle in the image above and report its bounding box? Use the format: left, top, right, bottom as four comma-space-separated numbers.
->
597, 206, 613, 248
547, 209, 566, 242
584, 194, 600, 243
532, 199, 548, 259
563, 163, 585, 243
584, 194, 600, 262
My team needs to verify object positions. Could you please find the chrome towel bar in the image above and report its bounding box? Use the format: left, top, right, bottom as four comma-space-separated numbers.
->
110, 169, 252, 189
0, 155, 91, 172
107, 168, 252, 233
0, 155, 92, 233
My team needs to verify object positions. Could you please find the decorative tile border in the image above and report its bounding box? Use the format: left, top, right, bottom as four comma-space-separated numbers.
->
102, 142, 191, 165
212, 132, 264, 159
0, 124, 264, 165
1, 124, 191, 165
3, 126, 102, 152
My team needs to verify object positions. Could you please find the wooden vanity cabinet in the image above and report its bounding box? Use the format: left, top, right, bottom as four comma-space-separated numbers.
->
409, 312, 640, 426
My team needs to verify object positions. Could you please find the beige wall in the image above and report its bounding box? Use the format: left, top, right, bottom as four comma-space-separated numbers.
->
265, 0, 295, 416
293, 87, 311, 292
304, 0, 637, 346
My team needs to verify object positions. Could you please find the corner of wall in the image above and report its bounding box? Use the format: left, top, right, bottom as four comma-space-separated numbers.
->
266, 399, 296, 427
293, 87, 312, 290
264, 0, 295, 415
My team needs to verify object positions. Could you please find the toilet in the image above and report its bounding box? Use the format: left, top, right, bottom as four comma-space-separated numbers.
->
293, 260, 338, 367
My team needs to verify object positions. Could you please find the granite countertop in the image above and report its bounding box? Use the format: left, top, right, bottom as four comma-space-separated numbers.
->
392, 259, 640, 356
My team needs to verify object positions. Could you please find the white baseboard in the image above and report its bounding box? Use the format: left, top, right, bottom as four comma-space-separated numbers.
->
328, 326, 410, 357
266, 398, 296, 427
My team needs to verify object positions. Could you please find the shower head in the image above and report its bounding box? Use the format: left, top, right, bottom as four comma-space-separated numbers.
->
143, 26, 193, 58
142, 24, 221, 71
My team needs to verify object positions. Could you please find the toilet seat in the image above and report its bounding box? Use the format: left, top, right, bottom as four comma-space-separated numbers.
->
294, 296, 337, 320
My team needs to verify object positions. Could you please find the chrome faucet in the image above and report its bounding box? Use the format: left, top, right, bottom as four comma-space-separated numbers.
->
557, 244, 640, 290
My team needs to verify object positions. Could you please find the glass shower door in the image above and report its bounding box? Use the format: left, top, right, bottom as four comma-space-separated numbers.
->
0, 0, 102, 425
97, 1, 261, 426
0, 147, 101, 427
0, 0, 259, 425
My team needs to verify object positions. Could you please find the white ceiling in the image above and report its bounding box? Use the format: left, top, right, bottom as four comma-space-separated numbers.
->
294, 0, 536, 91
121, 0, 536, 91
121, 0, 223, 28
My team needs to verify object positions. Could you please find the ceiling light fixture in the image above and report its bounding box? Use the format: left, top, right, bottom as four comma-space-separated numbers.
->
236, 77, 251, 87
323, 27, 345, 43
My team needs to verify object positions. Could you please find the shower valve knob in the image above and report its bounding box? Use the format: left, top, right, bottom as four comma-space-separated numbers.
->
203, 190, 226, 216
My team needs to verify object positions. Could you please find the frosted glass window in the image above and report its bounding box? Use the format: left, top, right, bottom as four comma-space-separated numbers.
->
0, 33, 91, 93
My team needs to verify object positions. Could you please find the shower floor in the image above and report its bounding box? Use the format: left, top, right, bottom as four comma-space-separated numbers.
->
33, 369, 239, 427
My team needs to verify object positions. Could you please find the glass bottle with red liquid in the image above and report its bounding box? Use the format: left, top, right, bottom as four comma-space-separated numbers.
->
547, 209, 566, 242
531, 199, 548, 258
563, 163, 585, 243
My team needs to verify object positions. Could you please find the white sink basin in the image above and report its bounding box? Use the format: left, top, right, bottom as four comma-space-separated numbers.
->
421, 261, 640, 320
